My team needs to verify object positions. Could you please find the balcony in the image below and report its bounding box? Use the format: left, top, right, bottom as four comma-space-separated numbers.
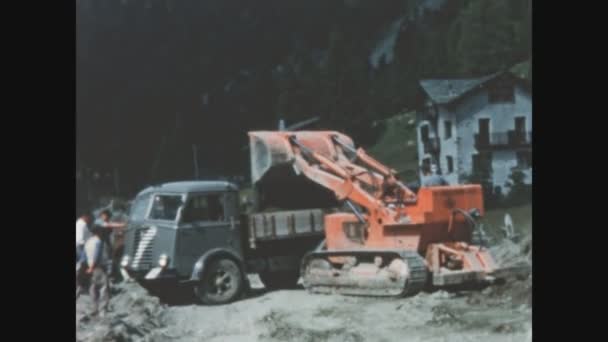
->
423, 137, 440, 154
475, 131, 532, 149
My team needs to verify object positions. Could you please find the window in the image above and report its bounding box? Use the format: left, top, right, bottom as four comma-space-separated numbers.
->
183, 193, 225, 223
446, 156, 454, 173
476, 118, 490, 146
444, 120, 452, 140
516, 151, 532, 169
478, 118, 490, 136
512, 117, 528, 144
420, 125, 429, 142
149, 194, 183, 221
472, 154, 479, 172
130, 193, 151, 221
472, 152, 492, 174
488, 78, 515, 103
515, 117, 526, 133
421, 157, 431, 174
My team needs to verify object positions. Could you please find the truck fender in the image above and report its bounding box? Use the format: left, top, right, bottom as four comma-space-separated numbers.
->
189, 248, 247, 283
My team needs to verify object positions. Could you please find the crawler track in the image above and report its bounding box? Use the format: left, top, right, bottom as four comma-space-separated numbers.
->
301, 249, 428, 297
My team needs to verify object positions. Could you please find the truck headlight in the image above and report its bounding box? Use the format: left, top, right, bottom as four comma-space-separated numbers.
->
121, 255, 130, 267
159, 254, 169, 268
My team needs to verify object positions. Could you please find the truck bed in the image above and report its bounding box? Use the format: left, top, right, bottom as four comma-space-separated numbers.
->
246, 209, 326, 249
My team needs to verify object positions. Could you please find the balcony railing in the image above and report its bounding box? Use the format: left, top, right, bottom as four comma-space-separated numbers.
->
423, 137, 440, 154
475, 131, 532, 149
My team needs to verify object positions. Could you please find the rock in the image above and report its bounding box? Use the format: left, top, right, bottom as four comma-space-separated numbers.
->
493, 323, 514, 333
77, 282, 167, 342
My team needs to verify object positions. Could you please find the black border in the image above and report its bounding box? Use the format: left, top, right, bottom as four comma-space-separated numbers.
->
9, 0, 75, 339
11, 0, 594, 339
529, 0, 598, 337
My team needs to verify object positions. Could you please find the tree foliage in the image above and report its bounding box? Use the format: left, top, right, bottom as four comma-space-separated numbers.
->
504, 170, 532, 206
77, 0, 532, 196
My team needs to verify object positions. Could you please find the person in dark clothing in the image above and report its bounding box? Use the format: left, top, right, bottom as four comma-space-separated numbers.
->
422, 174, 449, 187
96, 209, 127, 281
97, 209, 126, 242
381, 177, 398, 196
421, 164, 449, 187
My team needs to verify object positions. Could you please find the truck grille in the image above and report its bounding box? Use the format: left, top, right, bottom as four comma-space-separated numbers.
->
131, 227, 157, 270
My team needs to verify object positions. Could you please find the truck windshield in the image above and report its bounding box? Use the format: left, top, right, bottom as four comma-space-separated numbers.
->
130, 193, 151, 221
149, 194, 183, 221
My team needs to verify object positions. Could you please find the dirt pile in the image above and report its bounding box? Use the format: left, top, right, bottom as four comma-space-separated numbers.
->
490, 234, 532, 268
483, 233, 533, 308
259, 310, 364, 342
76, 282, 169, 342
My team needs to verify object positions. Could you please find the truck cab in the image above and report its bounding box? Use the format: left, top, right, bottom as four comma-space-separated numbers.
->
121, 181, 246, 304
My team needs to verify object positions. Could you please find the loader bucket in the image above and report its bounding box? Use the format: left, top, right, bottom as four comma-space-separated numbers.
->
248, 131, 355, 184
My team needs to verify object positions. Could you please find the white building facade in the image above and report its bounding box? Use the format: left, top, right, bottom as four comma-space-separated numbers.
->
416, 71, 532, 195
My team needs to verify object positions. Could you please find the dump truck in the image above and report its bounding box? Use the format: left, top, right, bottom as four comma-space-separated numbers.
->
121, 130, 523, 304
120, 180, 328, 304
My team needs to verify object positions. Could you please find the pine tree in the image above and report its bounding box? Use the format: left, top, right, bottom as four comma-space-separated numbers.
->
457, 0, 486, 75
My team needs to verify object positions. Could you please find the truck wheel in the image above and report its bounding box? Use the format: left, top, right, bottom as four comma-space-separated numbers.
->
194, 258, 243, 305
259, 270, 300, 290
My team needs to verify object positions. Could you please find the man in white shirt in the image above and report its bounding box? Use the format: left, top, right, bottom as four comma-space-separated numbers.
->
76, 213, 92, 264
76, 226, 111, 316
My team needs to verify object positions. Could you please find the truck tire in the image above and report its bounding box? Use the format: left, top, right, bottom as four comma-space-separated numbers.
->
258, 270, 300, 290
194, 258, 244, 305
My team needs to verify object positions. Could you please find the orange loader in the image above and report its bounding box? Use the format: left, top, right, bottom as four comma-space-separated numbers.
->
249, 130, 528, 297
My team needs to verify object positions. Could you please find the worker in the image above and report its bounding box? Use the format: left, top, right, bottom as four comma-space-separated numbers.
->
77, 226, 111, 316
95, 209, 127, 281
76, 212, 92, 265
381, 176, 399, 200
420, 162, 431, 177
97, 209, 127, 231
422, 164, 449, 187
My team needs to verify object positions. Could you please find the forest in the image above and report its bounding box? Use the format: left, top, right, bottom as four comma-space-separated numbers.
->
76, 0, 532, 197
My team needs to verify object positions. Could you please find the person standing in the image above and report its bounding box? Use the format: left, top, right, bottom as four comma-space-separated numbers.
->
76, 213, 92, 264
422, 164, 449, 187
96, 209, 127, 280
77, 226, 111, 316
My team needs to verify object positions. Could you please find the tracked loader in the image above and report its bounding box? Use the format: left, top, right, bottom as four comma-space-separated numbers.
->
249, 130, 527, 297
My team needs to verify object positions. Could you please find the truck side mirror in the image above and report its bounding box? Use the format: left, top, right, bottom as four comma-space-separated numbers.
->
176, 206, 184, 222
176, 198, 186, 222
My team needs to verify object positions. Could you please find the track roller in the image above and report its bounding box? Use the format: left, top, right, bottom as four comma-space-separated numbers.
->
301, 249, 427, 297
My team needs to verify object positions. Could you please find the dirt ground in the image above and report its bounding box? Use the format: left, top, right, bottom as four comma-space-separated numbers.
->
77, 207, 532, 342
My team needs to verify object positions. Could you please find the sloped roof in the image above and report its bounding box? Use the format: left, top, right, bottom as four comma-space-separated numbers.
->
419, 71, 527, 104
